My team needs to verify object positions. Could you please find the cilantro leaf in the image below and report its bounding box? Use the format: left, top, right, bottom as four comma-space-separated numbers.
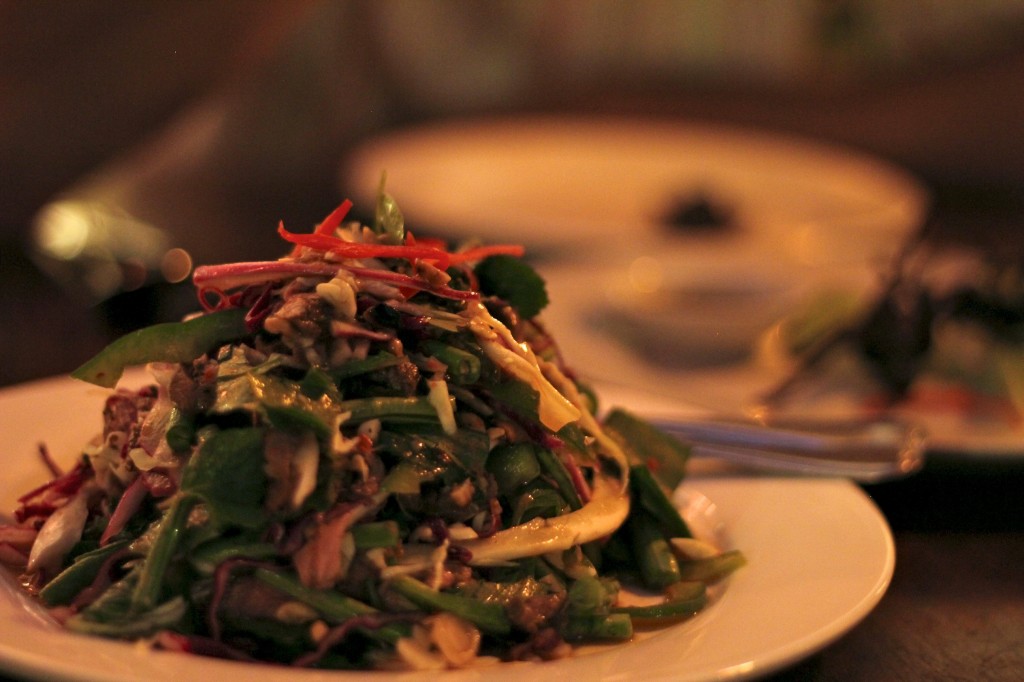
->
474, 255, 549, 319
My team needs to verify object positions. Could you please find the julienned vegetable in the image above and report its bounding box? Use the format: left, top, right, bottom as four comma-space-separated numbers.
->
1, 189, 743, 670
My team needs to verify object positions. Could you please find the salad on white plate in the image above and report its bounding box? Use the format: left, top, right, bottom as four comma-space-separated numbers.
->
0, 186, 743, 671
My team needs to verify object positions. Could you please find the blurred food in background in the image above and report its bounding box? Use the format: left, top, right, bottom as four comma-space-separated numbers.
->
2, 0, 1024, 388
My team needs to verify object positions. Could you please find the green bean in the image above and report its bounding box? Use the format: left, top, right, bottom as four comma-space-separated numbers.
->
603, 408, 691, 489
254, 568, 408, 644
387, 575, 511, 636
560, 613, 633, 641
611, 581, 707, 623
421, 340, 481, 384
510, 483, 566, 525
338, 396, 443, 425
628, 510, 681, 591
351, 521, 401, 549
131, 493, 198, 612
189, 537, 278, 576
299, 366, 340, 400
534, 446, 583, 510
40, 540, 132, 607
69, 596, 188, 638
629, 465, 692, 539
486, 442, 541, 494
330, 352, 401, 381
565, 575, 616, 616
677, 549, 747, 583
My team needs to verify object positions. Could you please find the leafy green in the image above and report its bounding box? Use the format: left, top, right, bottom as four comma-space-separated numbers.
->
474, 255, 549, 319
181, 427, 268, 526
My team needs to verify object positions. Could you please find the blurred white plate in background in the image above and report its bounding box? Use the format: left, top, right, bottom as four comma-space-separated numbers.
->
343, 115, 928, 268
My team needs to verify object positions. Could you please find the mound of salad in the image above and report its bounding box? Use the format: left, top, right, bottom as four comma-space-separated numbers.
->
0, 187, 743, 670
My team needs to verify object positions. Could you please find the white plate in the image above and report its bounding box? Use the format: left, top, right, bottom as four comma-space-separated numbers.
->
343, 115, 928, 268
0, 374, 893, 681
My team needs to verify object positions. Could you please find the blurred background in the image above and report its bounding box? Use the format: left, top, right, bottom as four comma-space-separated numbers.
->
2, 0, 1024, 386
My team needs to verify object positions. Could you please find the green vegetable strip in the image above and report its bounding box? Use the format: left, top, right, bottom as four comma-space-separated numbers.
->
70, 596, 188, 638
72, 307, 249, 388
560, 613, 633, 641
39, 540, 133, 607
611, 581, 707, 623
339, 396, 444, 424
629, 465, 692, 539
677, 550, 747, 583
534, 447, 584, 511
421, 341, 481, 384
511, 484, 566, 525
350, 521, 401, 549
131, 494, 199, 612
189, 538, 279, 576
387, 575, 511, 636
254, 569, 408, 644
603, 408, 691, 490
628, 510, 682, 591
329, 352, 401, 381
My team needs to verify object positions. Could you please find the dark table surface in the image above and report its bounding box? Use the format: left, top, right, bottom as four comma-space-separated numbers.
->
1, 172, 1023, 681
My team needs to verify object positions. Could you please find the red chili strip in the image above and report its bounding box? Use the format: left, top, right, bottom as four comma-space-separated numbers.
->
447, 243, 525, 264
193, 261, 341, 291
315, 199, 354, 236
277, 223, 452, 268
344, 265, 478, 301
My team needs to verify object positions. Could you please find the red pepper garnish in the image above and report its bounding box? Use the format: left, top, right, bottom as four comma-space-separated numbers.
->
278, 222, 453, 268
314, 199, 353, 236
447, 243, 526, 264
278, 201, 525, 271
